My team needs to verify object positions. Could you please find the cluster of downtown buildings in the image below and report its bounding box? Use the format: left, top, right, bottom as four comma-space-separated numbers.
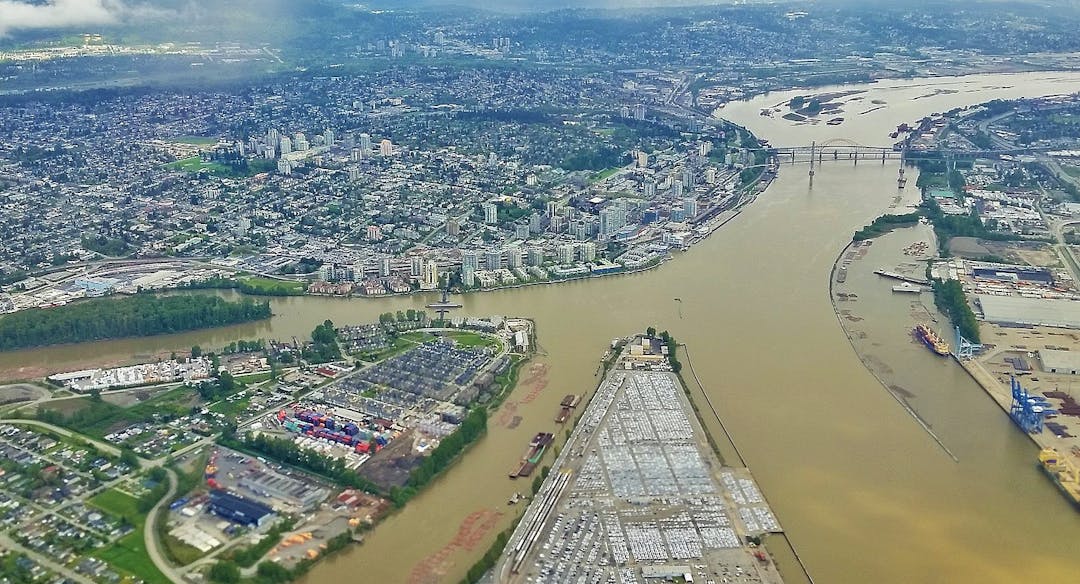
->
0, 66, 763, 303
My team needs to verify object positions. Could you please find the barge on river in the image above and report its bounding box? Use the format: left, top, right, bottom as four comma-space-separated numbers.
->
555, 394, 581, 423
509, 432, 554, 479
1038, 448, 1080, 509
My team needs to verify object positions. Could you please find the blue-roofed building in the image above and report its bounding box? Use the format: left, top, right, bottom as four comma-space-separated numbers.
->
971, 265, 1053, 285
208, 490, 274, 527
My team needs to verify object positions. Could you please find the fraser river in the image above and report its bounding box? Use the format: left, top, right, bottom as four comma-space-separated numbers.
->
6, 72, 1080, 583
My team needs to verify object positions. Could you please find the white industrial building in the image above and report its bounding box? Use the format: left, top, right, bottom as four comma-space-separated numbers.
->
1039, 350, 1080, 375
977, 295, 1080, 329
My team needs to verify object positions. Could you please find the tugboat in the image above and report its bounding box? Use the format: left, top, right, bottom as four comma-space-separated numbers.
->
913, 324, 950, 356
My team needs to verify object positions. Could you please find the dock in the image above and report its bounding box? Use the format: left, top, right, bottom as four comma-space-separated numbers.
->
892, 282, 926, 293
874, 269, 929, 285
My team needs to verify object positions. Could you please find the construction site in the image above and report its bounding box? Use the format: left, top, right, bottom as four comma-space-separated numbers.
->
496, 342, 786, 584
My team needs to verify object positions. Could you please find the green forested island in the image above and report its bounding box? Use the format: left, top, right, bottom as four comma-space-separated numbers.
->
0, 295, 271, 351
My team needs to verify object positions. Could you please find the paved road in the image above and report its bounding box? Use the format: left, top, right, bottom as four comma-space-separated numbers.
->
1043, 155, 1080, 190
0, 532, 96, 584
0, 418, 122, 457
144, 467, 186, 584
1045, 215, 1080, 283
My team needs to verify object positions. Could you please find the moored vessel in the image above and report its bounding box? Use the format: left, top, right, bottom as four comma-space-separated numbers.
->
509, 432, 555, 478
1038, 448, 1080, 509
914, 324, 950, 356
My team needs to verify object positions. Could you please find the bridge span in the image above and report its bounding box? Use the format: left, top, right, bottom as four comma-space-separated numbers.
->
764, 141, 1055, 166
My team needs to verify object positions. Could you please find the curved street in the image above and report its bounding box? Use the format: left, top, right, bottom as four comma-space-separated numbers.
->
144, 468, 186, 584
0, 417, 121, 457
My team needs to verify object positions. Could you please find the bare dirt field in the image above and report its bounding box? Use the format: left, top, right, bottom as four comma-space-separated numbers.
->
0, 383, 50, 405
358, 428, 422, 490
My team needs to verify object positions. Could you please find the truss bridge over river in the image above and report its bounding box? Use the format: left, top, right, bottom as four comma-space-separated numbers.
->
766, 139, 1057, 165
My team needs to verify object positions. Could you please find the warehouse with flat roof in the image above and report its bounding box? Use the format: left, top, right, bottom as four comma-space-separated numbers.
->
208, 490, 274, 527
971, 265, 1053, 285
977, 295, 1080, 329
238, 470, 327, 510
1039, 350, 1080, 375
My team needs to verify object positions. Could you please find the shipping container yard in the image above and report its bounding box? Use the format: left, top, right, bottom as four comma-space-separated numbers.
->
497, 348, 786, 584
247, 326, 522, 492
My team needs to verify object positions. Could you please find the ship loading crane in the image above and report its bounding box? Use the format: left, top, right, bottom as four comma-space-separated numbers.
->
1010, 376, 1056, 434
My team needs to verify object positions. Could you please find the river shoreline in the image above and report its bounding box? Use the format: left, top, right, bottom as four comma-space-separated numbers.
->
828, 233, 960, 461
678, 342, 814, 584
497, 337, 795, 584
827, 217, 1076, 493
7, 71, 1080, 584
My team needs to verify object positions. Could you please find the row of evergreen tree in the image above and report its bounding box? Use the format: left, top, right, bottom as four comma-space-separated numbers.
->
0, 295, 271, 350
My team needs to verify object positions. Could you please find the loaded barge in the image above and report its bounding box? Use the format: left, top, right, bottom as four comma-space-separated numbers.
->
1038, 448, 1080, 509
555, 394, 581, 423
509, 432, 554, 479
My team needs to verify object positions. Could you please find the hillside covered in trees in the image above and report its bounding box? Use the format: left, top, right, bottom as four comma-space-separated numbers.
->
0, 295, 271, 350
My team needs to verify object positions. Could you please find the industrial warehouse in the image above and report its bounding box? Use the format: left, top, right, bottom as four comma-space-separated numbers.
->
208, 490, 275, 528
237, 469, 328, 511
976, 295, 1080, 328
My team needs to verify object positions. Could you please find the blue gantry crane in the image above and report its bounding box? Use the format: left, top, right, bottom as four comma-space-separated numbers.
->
1010, 376, 1056, 434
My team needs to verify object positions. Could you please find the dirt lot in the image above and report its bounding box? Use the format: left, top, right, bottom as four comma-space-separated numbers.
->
985, 241, 1062, 267
979, 324, 1080, 356
357, 428, 423, 490
0, 383, 50, 405
0, 349, 177, 384
102, 385, 176, 407
948, 236, 991, 257
949, 237, 1062, 266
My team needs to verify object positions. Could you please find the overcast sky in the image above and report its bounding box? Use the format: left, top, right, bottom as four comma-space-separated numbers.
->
0, 0, 736, 37
0, 0, 1064, 39
0, 0, 175, 37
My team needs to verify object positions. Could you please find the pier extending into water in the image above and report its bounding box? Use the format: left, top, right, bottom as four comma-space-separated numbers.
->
497, 342, 789, 584
873, 269, 930, 286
